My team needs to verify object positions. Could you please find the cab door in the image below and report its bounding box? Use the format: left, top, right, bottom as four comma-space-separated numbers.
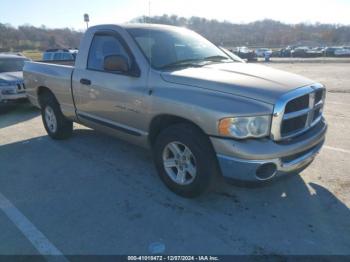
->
72, 30, 148, 136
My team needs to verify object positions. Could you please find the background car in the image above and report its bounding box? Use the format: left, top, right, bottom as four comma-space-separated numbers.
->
291, 46, 310, 57
232, 46, 257, 61
280, 46, 293, 57
219, 47, 245, 62
0, 54, 30, 103
255, 48, 272, 57
324, 47, 342, 57
271, 49, 282, 57
305, 47, 325, 57
42, 49, 77, 61
334, 47, 350, 57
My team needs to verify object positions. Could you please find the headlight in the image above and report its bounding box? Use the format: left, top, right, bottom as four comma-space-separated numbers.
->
0, 81, 20, 86
0, 82, 10, 87
218, 115, 271, 139
1, 88, 16, 95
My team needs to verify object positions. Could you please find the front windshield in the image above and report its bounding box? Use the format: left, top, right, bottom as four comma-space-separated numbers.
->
127, 27, 235, 69
0, 58, 28, 73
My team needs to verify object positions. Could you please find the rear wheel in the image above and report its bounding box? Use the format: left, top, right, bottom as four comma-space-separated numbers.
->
153, 123, 219, 198
41, 93, 73, 139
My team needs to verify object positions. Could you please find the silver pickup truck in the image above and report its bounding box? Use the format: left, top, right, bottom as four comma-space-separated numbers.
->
24, 24, 327, 197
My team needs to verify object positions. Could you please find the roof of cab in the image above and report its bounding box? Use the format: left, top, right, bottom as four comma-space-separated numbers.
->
89, 23, 185, 32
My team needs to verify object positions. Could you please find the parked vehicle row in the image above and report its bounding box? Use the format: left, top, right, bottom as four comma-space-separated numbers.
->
230, 47, 273, 61
255, 48, 272, 58
230, 47, 257, 61
230, 45, 350, 60
279, 46, 350, 58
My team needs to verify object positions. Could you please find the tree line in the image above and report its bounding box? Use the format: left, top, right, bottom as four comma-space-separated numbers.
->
0, 24, 83, 52
135, 15, 350, 47
1, 15, 350, 52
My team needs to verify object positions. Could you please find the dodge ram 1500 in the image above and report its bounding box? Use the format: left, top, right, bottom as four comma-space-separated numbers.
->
24, 24, 327, 197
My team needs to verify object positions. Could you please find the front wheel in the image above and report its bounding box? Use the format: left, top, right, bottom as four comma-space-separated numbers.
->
41, 93, 73, 140
153, 123, 219, 198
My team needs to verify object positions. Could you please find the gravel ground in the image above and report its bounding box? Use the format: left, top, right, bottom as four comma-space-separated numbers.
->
0, 62, 349, 256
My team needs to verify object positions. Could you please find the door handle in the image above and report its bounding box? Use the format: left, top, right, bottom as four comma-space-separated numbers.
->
80, 78, 91, 85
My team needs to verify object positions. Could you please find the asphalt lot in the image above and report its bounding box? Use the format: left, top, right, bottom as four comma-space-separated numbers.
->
0, 62, 349, 256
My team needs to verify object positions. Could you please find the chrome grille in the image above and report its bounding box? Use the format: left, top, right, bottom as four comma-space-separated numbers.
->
16, 83, 26, 93
271, 83, 325, 141
284, 94, 309, 113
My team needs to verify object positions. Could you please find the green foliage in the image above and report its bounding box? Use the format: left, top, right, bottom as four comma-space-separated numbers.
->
21, 50, 42, 60
133, 15, 350, 47
0, 23, 83, 52
1, 17, 350, 53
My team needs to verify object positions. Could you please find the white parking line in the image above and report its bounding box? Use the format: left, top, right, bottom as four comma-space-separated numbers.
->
0, 192, 66, 258
324, 145, 350, 154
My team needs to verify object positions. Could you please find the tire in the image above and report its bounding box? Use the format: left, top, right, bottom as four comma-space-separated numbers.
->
153, 123, 219, 198
40, 93, 73, 140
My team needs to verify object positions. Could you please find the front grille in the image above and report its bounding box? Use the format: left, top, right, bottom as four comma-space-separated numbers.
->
271, 84, 325, 141
313, 107, 322, 121
285, 94, 309, 113
315, 89, 323, 104
281, 114, 307, 136
16, 83, 25, 93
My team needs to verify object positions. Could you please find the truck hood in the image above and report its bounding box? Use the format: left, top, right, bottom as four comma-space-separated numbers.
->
0, 71, 23, 83
160, 63, 315, 104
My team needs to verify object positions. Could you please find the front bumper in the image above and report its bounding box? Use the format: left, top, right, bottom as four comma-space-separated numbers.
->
0, 83, 27, 103
211, 119, 327, 181
0, 92, 27, 103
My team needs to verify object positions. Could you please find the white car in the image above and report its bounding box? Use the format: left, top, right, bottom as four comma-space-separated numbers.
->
255, 48, 272, 57
334, 47, 350, 56
0, 54, 30, 103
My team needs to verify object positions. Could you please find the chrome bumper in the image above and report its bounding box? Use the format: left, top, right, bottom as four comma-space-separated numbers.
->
212, 120, 327, 181
0, 92, 27, 102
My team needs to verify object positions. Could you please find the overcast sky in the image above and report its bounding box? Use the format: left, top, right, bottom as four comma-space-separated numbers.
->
1, 0, 350, 30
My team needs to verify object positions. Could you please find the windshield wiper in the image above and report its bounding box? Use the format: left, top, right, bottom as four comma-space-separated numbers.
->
158, 56, 232, 70
201, 55, 232, 62
158, 59, 206, 70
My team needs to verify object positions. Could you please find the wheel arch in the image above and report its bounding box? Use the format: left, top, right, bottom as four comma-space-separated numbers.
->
37, 86, 57, 108
148, 114, 208, 147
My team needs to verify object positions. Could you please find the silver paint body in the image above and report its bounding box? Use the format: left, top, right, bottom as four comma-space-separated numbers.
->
23, 24, 327, 181
0, 71, 27, 102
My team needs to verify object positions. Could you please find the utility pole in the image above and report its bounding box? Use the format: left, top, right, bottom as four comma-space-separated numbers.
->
84, 14, 90, 29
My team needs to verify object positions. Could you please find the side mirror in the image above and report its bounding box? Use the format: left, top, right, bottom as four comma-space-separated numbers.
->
103, 55, 129, 73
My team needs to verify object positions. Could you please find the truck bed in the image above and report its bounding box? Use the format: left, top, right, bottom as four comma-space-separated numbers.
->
35, 60, 75, 66
23, 61, 76, 118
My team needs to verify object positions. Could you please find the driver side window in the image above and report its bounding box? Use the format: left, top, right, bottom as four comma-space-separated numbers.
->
87, 34, 131, 72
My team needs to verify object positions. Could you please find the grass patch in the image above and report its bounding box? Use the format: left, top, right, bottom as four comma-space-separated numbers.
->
21, 50, 42, 61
